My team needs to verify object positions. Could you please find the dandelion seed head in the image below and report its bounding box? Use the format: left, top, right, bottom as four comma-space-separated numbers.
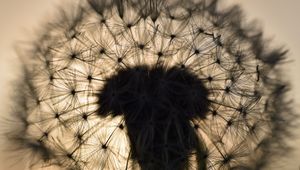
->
4, 0, 294, 169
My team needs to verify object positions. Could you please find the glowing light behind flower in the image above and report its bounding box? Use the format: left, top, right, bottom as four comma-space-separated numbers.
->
5, 0, 293, 169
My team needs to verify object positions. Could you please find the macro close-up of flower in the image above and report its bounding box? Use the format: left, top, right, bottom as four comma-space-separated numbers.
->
0, 0, 298, 170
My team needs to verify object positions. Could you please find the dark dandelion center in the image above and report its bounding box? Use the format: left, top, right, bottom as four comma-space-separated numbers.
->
98, 65, 209, 169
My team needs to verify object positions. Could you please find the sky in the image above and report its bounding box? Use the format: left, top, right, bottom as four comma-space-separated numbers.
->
0, 0, 299, 169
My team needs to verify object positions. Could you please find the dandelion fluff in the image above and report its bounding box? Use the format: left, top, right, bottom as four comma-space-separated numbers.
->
4, 0, 294, 169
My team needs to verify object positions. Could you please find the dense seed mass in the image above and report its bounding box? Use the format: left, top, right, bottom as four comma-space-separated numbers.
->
98, 65, 209, 118
98, 66, 209, 169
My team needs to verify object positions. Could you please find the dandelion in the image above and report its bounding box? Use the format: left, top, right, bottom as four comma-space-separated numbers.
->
4, 0, 294, 169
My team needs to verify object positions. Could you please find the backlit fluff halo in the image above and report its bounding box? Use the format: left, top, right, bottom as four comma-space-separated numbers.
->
6, 0, 293, 169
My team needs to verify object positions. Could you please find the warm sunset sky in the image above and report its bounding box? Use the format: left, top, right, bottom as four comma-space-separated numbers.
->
0, 0, 299, 169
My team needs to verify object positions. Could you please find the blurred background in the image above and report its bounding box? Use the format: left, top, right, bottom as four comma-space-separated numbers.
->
0, 0, 299, 169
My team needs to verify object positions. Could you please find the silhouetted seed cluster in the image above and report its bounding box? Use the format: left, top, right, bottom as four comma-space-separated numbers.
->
5, 0, 293, 169
97, 65, 209, 169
